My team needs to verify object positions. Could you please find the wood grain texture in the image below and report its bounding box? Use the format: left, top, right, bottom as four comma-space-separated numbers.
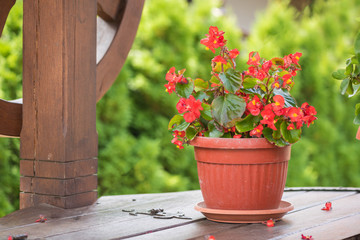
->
0, 189, 359, 239
96, 0, 145, 101
0, 99, 22, 137
0, 0, 15, 37
20, 0, 98, 209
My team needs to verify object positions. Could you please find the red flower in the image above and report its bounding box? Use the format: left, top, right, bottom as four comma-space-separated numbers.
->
321, 201, 332, 211
172, 130, 185, 138
262, 60, 273, 73
207, 236, 216, 240
164, 81, 176, 94
272, 95, 285, 113
176, 96, 203, 123
272, 80, 281, 89
171, 138, 184, 149
256, 69, 267, 80
282, 74, 293, 87
250, 124, 263, 138
229, 49, 240, 59
233, 134, 242, 138
283, 55, 292, 68
212, 55, 227, 64
165, 67, 187, 94
260, 105, 277, 130
247, 51, 260, 66
247, 95, 262, 116
287, 123, 295, 130
290, 52, 302, 65
245, 66, 257, 77
286, 107, 303, 122
200, 26, 226, 53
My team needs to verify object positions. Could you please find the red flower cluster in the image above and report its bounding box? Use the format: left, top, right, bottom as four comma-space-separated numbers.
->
301, 234, 314, 240
176, 95, 203, 123
166, 26, 318, 148
200, 26, 226, 53
244, 94, 317, 135
164, 67, 187, 94
171, 130, 185, 149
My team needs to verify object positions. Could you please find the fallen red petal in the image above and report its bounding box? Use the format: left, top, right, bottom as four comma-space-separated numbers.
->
263, 218, 275, 227
301, 234, 314, 239
321, 202, 332, 211
208, 235, 216, 240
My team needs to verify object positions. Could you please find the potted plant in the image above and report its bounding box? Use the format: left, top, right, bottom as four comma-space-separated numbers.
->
332, 30, 360, 140
165, 26, 317, 223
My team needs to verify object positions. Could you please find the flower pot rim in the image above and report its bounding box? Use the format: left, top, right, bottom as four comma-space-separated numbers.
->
190, 136, 285, 149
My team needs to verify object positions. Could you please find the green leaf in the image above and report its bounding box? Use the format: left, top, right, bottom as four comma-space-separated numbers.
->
194, 78, 209, 91
280, 121, 301, 144
208, 121, 224, 138
349, 83, 360, 98
194, 91, 209, 101
175, 121, 190, 131
235, 114, 261, 132
273, 88, 297, 107
200, 103, 212, 121
176, 81, 194, 98
272, 120, 283, 140
186, 126, 198, 140
242, 87, 265, 98
354, 103, 360, 125
210, 76, 221, 86
345, 63, 354, 75
340, 78, 350, 95
168, 115, 184, 130
212, 94, 246, 128
332, 69, 346, 80
219, 68, 242, 93
243, 78, 258, 89
263, 127, 289, 147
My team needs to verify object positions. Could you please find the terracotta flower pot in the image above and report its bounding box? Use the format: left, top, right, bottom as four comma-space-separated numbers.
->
190, 137, 291, 211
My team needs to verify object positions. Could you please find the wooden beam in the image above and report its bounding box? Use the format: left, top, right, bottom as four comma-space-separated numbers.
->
20, 0, 98, 209
0, 0, 15, 37
97, 0, 126, 23
0, 99, 22, 137
96, 0, 145, 101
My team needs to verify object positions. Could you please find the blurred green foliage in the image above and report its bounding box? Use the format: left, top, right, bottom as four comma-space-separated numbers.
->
0, 0, 360, 218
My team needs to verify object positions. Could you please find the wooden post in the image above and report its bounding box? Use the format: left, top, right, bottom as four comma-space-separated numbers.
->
20, 0, 98, 209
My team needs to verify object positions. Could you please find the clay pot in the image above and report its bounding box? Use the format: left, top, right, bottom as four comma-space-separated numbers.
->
190, 137, 291, 210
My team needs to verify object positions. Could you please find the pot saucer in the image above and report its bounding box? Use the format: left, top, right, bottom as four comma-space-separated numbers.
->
195, 200, 294, 223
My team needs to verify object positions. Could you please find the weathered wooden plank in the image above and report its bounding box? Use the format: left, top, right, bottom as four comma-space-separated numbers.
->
188, 193, 360, 240
0, 191, 204, 239
279, 213, 360, 240
126, 191, 357, 240
1, 190, 358, 240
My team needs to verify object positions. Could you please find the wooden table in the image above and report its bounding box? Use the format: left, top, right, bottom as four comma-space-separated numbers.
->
1, 187, 359, 239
